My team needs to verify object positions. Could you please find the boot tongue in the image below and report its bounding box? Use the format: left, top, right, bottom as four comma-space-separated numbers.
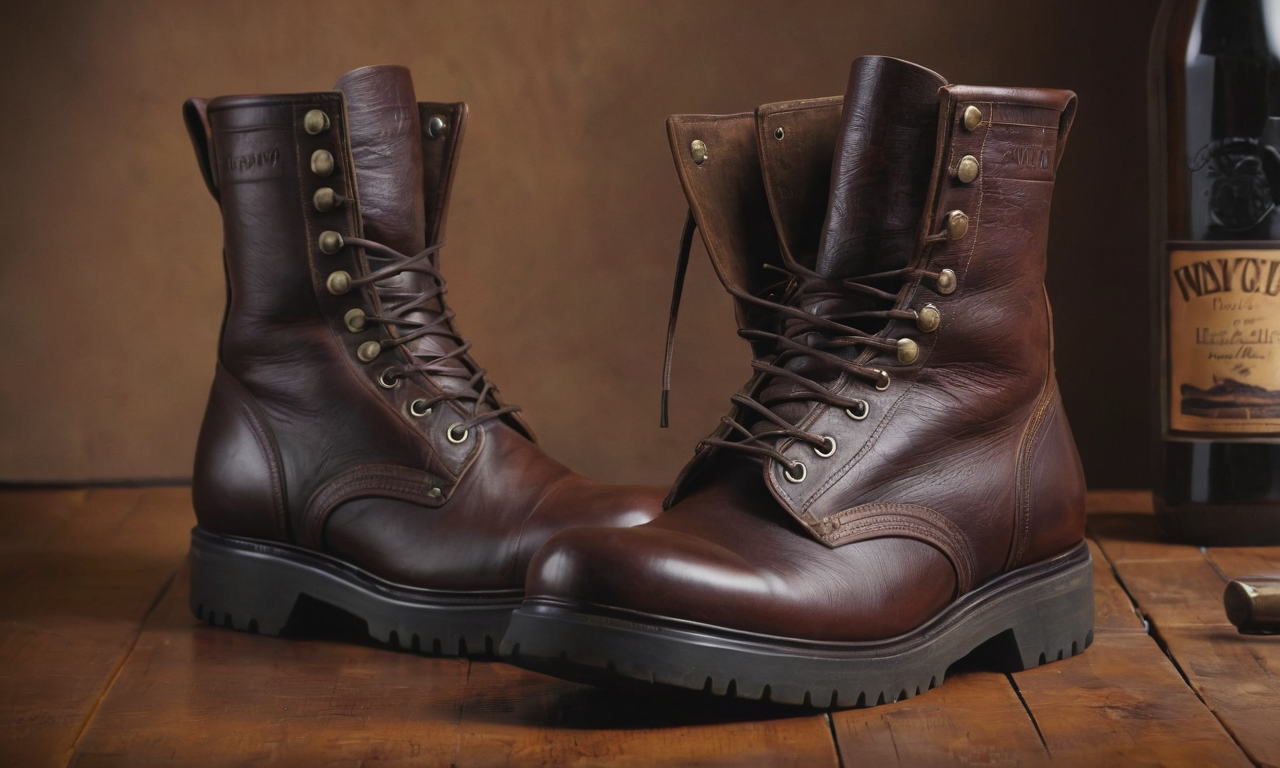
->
335, 65, 469, 379
335, 65, 425, 256
815, 56, 947, 279
754, 57, 946, 432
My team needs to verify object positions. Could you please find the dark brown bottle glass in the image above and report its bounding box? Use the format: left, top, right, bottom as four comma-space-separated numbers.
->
1150, 0, 1280, 544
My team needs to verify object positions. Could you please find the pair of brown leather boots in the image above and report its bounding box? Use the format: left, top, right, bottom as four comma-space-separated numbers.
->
185, 56, 1089, 708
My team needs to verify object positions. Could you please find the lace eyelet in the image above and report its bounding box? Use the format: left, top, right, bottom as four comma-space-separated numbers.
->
874, 371, 891, 391
784, 461, 807, 483
409, 399, 432, 417
845, 400, 870, 421
447, 423, 470, 444
813, 436, 836, 458
378, 369, 400, 389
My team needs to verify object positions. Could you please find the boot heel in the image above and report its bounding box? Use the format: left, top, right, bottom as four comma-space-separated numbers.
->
188, 528, 299, 636
998, 549, 1095, 671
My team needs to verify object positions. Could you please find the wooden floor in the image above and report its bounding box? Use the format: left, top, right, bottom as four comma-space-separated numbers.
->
1, 488, 1277, 767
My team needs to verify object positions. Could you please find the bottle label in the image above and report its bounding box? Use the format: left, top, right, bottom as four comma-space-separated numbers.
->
1168, 246, 1280, 434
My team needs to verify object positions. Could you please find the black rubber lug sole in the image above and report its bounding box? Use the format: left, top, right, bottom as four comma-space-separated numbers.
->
188, 528, 520, 656
501, 542, 1094, 708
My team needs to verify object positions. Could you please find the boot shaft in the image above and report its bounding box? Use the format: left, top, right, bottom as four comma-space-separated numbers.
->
664, 56, 1084, 579
185, 70, 513, 544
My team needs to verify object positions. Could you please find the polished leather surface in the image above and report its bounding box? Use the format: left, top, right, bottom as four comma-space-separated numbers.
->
527, 56, 1086, 641
188, 65, 662, 591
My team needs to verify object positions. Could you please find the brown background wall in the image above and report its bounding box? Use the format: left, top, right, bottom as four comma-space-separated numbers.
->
0, 0, 1158, 488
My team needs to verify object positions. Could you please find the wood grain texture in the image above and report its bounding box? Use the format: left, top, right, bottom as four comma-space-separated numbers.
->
1090, 496, 1280, 768
0, 488, 190, 767
830, 670, 1049, 767
1012, 629, 1252, 767
72, 566, 839, 767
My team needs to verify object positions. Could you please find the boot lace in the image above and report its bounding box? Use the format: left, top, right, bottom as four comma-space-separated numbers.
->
346, 236, 520, 433
660, 212, 950, 471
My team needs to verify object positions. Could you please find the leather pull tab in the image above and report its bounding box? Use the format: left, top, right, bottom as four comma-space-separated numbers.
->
1054, 93, 1078, 173
183, 98, 220, 204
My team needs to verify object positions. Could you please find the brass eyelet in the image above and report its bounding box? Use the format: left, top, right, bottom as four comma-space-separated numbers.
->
814, 436, 836, 458
319, 230, 344, 254
378, 369, 400, 389
313, 187, 340, 213
896, 338, 920, 365
945, 210, 969, 240
784, 461, 807, 483
916, 304, 941, 333
447, 423, 470, 444
356, 340, 381, 363
845, 400, 870, 421
326, 270, 352, 295
343, 308, 367, 332
963, 105, 983, 131
690, 139, 708, 164
774, 126, 785, 140
310, 149, 334, 177
303, 109, 330, 135
936, 269, 957, 295
875, 370, 891, 391
410, 399, 432, 417
426, 116, 447, 139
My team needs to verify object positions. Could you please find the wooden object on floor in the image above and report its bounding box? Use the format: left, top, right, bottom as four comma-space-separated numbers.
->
0, 487, 1276, 766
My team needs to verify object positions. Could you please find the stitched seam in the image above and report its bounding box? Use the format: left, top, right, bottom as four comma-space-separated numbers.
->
230, 382, 288, 541
821, 506, 975, 593
1011, 383, 1059, 570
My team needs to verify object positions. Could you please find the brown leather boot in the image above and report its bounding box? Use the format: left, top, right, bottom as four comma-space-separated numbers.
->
502, 56, 1090, 706
183, 65, 663, 656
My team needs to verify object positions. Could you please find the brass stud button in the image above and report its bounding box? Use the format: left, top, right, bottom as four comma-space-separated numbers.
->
313, 187, 339, 212
946, 210, 969, 240
318, 230, 345, 254
957, 155, 980, 184
343, 307, 367, 332
326, 270, 352, 295
937, 269, 957, 295
426, 486, 443, 499
963, 105, 983, 131
426, 116, 447, 139
897, 338, 920, 364
356, 340, 381, 363
310, 149, 334, 177
774, 126, 785, 140
916, 303, 941, 333
303, 109, 330, 135
690, 139, 708, 165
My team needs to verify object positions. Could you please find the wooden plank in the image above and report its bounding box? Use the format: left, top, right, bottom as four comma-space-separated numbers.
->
1013, 630, 1251, 767
71, 565, 470, 766
1158, 626, 1280, 768
455, 661, 840, 768
831, 669, 1048, 767
1090, 503, 1280, 767
0, 488, 191, 768
1089, 539, 1146, 631
74, 566, 840, 767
